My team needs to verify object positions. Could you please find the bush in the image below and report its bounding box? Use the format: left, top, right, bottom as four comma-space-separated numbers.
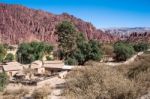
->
114, 42, 135, 61
133, 43, 149, 52
116, 53, 150, 97
5, 53, 14, 62
101, 44, 114, 56
65, 57, 78, 65
32, 84, 51, 99
46, 56, 52, 61
0, 44, 7, 62
16, 42, 53, 64
2, 87, 29, 99
65, 65, 138, 99
0, 73, 8, 91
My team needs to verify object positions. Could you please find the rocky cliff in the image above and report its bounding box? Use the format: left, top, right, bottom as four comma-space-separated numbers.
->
0, 3, 118, 44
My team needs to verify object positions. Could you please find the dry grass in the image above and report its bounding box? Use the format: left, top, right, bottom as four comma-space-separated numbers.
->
2, 87, 29, 99
65, 53, 150, 99
116, 53, 150, 96
65, 65, 138, 99
31, 84, 51, 99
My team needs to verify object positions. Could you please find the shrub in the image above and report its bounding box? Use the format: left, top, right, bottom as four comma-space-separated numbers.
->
0, 73, 8, 91
101, 44, 114, 56
133, 43, 149, 52
5, 53, 14, 62
2, 87, 29, 99
17, 42, 53, 64
65, 57, 78, 65
65, 65, 138, 99
115, 53, 150, 97
32, 84, 51, 99
0, 44, 7, 62
46, 56, 53, 61
114, 42, 135, 61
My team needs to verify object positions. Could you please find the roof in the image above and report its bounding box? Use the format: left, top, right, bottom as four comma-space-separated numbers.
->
15, 71, 25, 76
43, 60, 64, 69
30, 60, 43, 69
3, 62, 23, 72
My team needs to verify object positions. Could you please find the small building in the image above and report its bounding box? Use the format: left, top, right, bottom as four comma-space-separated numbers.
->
30, 60, 45, 74
43, 61, 65, 74
2, 62, 23, 77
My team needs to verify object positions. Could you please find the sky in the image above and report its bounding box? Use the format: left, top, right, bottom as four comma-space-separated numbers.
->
0, 0, 150, 28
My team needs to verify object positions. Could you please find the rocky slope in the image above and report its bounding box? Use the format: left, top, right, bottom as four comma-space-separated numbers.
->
105, 28, 150, 42
0, 3, 118, 44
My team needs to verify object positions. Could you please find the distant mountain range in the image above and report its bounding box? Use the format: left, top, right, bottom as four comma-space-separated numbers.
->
104, 27, 150, 42
104, 27, 150, 36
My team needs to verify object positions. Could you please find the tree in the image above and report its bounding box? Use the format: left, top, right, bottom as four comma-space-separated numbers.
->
66, 33, 103, 65
5, 53, 15, 62
133, 43, 149, 52
55, 21, 77, 59
114, 42, 135, 61
0, 73, 8, 91
88, 40, 103, 61
17, 42, 53, 64
0, 44, 7, 62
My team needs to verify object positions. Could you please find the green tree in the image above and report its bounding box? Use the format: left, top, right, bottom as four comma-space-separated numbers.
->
0, 73, 8, 91
114, 42, 135, 61
0, 44, 7, 62
133, 43, 149, 52
66, 33, 103, 65
5, 53, 15, 62
55, 21, 77, 59
17, 42, 53, 64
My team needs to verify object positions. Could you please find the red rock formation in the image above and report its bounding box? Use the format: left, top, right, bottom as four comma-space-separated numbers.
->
127, 32, 150, 43
0, 3, 118, 44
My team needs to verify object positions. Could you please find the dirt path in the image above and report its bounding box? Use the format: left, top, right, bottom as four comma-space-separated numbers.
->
48, 76, 66, 99
101, 52, 144, 67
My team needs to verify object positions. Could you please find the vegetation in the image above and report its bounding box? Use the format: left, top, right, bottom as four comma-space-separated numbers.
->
32, 84, 51, 99
16, 42, 53, 64
65, 35, 103, 65
55, 21, 103, 65
0, 44, 7, 62
55, 21, 77, 59
46, 56, 53, 61
65, 64, 137, 99
0, 73, 8, 91
133, 43, 149, 52
4, 53, 15, 62
116, 53, 150, 98
101, 44, 114, 56
114, 41, 135, 61
65, 52, 150, 99
2, 87, 29, 99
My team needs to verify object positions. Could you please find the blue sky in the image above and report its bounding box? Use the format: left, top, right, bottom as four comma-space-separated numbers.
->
1, 0, 150, 28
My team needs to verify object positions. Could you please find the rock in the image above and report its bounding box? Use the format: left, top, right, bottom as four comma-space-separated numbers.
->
0, 3, 118, 44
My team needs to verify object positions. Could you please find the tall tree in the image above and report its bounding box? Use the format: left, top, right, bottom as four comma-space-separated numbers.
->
55, 21, 77, 59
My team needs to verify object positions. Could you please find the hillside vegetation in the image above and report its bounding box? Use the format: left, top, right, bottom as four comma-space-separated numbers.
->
65, 52, 150, 99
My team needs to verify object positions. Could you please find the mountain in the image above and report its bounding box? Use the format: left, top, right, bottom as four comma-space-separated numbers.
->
0, 3, 118, 45
104, 27, 150, 42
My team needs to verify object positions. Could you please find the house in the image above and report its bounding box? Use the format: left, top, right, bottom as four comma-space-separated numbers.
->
2, 62, 23, 77
43, 60, 66, 74
30, 60, 45, 74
